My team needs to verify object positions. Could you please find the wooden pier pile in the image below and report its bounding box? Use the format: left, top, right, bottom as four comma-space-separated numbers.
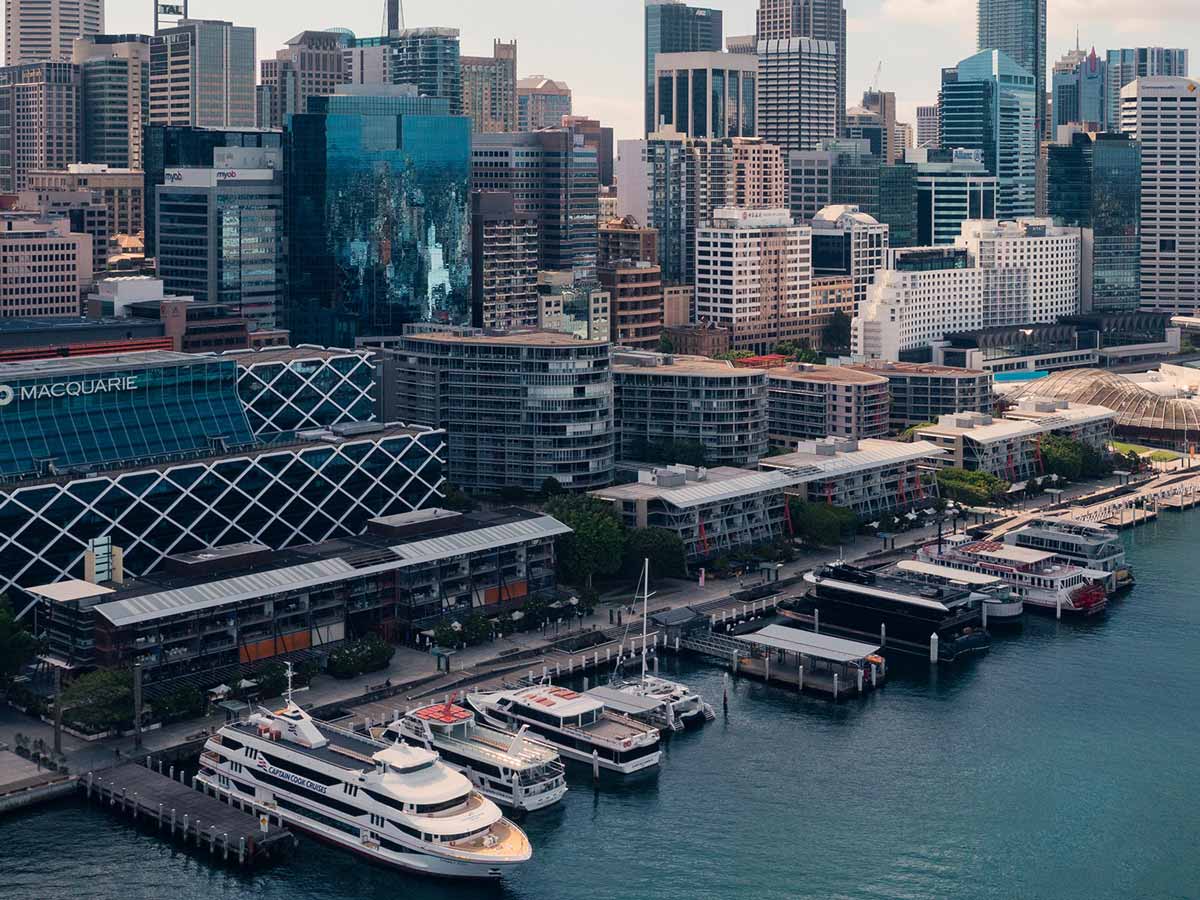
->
80, 759, 294, 865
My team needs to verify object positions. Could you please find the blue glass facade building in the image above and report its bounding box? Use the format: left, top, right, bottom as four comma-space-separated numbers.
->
0, 353, 254, 478
1047, 132, 1141, 312
644, 1, 723, 136
0, 350, 445, 597
286, 91, 472, 346
940, 50, 1037, 219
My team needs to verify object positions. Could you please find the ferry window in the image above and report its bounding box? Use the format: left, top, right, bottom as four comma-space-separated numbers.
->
388, 820, 425, 841
414, 794, 469, 814
581, 710, 598, 725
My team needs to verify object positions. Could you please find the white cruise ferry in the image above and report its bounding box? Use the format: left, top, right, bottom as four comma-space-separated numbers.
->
467, 683, 662, 775
918, 535, 1107, 616
197, 680, 531, 878
374, 702, 567, 814
1004, 517, 1135, 592
613, 676, 715, 730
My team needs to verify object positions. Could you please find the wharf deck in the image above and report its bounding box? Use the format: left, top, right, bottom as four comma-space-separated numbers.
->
80, 759, 294, 865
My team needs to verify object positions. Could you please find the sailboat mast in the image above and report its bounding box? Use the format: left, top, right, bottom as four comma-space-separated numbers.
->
640, 557, 649, 682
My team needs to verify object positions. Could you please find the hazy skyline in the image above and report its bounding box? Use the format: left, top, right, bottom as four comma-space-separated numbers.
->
2, 0, 1195, 136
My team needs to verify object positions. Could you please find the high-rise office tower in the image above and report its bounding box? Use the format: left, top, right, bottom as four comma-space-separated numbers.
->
563, 116, 615, 187
977, 0, 1046, 139
911, 148, 999, 246
144, 125, 281, 258
388, 27, 462, 114
811, 204, 889, 309
616, 131, 787, 285
461, 40, 516, 133
644, 0, 723, 136
694, 207, 812, 354
517, 75, 571, 130
916, 105, 939, 149
940, 49, 1037, 220
4, 0, 103, 64
1052, 47, 1105, 130
287, 87, 472, 344
0, 213, 91, 316
756, 0, 846, 134
156, 147, 286, 329
1104, 47, 1188, 131
73, 34, 149, 170
1047, 130, 1140, 313
1121, 77, 1200, 316
651, 50, 757, 139
472, 129, 599, 273
757, 37, 838, 153
260, 31, 347, 129
0, 62, 80, 192
470, 191, 539, 331
149, 19, 256, 128
861, 90, 898, 163
27, 164, 143, 238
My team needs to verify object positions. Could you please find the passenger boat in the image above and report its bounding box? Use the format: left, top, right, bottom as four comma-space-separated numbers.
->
374, 702, 567, 814
802, 564, 992, 662
1004, 517, 1134, 592
197, 668, 531, 879
918, 535, 1107, 616
894, 559, 1025, 626
467, 683, 662, 775
607, 559, 715, 731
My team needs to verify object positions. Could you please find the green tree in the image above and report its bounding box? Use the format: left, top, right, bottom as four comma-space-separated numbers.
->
775, 341, 821, 363
432, 622, 460, 649
545, 494, 626, 589
936, 468, 1009, 506
787, 498, 858, 546
154, 685, 206, 722
624, 527, 688, 581
462, 613, 493, 646
822, 310, 852, 351
440, 484, 477, 512
1040, 434, 1084, 481
714, 349, 754, 362
540, 476, 564, 499
58, 669, 134, 733
0, 596, 37, 685
897, 422, 936, 443
657, 333, 674, 354
670, 439, 707, 467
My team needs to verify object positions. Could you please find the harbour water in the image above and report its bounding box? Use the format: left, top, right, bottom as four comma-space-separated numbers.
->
3, 510, 1198, 900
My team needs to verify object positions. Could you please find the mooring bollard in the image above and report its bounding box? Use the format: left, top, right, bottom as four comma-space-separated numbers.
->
798, 665, 804, 693
223, 833, 229, 861
857, 668, 863, 694
591, 749, 600, 783
814, 609, 820, 633
169, 765, 175, 782
929, 632, 939, 663
872, 664, 878, 687
880, 623, 886, 647
833, 673, 839, 700
582, 676, 589, 691
1056, 592, 1062, 621
86, 772, 93, 798
195, 819, 201, 846
239, 836, 246, 865
158, 802, 163, 828
183, 814, 189, 838
170, 808, 176, 834
764, 655, 770, 682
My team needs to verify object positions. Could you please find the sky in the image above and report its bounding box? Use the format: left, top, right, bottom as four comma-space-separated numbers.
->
5, 0, 1197, 137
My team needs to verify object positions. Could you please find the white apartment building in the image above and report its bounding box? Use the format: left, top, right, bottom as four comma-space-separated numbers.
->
852, 246, 984, 362
853, 219, 1081, 361
956, 218, 1081, 326
695, 207, 812, 354
0, 213, 92, 317
1121, 76, 1200, 316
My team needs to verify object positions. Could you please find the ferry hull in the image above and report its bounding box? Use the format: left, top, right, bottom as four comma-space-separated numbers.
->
471, 708, 661, 776
196, 773, 525, 880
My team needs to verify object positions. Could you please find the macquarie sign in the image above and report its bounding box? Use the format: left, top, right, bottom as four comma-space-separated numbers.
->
0, 375, 139, 407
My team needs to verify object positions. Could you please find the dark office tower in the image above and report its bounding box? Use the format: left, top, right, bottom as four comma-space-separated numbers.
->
977, 0, 1046, 139
644, 0, 723, 136
563, 115, 615, 186
73, 35, 150, 169
470, 191, 539, 331
472, 129, 600, 273
386, 0, 401, 35
756, 0, 847, 135
388, 27, 461, 115
143, 125, 282, 257
287, 88, 471, 345
940, 50, 1037, 219
1049, 132, 1140, 313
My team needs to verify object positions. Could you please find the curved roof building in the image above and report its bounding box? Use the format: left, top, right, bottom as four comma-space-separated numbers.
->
1004, 369, 1200, 448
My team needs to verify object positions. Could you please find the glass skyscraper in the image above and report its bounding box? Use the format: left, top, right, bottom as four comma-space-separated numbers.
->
286, 89, 472, 346
940, 49, 1037, 220
977, 0, 1046, 138
1048, 132, 1141, 312
644, 0, 724, 135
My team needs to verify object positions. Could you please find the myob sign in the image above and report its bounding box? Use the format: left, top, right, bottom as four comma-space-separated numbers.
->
0, 375, 139, 407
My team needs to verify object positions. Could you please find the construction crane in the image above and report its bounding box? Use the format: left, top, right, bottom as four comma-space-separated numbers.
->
869, 61, 883, 95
